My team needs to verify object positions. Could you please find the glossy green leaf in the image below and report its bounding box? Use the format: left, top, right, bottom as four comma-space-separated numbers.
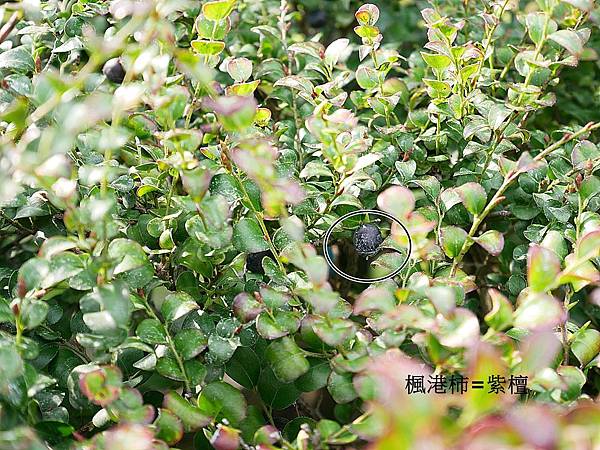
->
527, 244, 561, 292
420, 52, 452, 70
202, 0, 236, 21
232, 218, 270, 253
355, 66, 379, 90
256, 310, 301, 340
163, 391, 210, 431
174, 328, 208, 360
473, 230, 504, 256
191, 39, 226, 56
441, 226, 468, 258
136, 319, 167, 345
226, 347, 261, 389
197, 381, 247, 425
549, 29, 584, 56
456, 182, 487, 216
0, 46, 34, 73
80, 282, 131, 334
514, 292, 565, 330
257, 367, 301, 410
154, 408, 184, 445
161, 292, 199, 322
327, 371, 357, 404
571, 328, 600, 366
21, 300, 49, 330
295, 358, 331, 392
484, 289, 513, 331
265, 337, 310, 383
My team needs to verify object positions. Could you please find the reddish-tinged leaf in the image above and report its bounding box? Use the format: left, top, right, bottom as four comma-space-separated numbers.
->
154, 409, 184, 445
256, 310, 301, 340
514, 292, 565, 330
474, 230, 504, 256
527, 245, 561, 292
519, 331, 562, 376
377, 186, 415, 219
440, 226, 468, 258
311, 316, 357, 346
541, 230, 568, 260
590, 288, 600, 306
354, 348, 433, 405
254, 425, 280, 445
484, 289, 513, 331
232, 292, 263, 323
506, 405, 560, 448
225, 57, 252, 83
560, 254, 599, 292
354, 285, 396, 315
210, 425, 240, 450
324, 38, 350, 66
355, 4, 379, 25
517, 152, 545, 172
436, 308, 479, 348
576, 230, 600, 261
181, 167, 213, 203
105, 424, 154, 450
120, 404, 156, 424
456, 182, 487, 216
79, 366, 122, 406
463, 343, 509, 423
426, 286, 457, 317
203, 96, 257, 132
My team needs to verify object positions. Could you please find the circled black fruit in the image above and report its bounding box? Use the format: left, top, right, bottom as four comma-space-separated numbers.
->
103, 58, 126, 84
352, 223, 383, 257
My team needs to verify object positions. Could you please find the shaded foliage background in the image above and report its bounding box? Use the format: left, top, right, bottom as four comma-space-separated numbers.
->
1, 0, 600, 449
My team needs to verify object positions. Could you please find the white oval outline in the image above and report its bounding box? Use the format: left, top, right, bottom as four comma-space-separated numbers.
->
322, 209, 412, 284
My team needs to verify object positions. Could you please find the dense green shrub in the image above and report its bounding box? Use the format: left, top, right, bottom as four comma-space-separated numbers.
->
1, 0, 600, 448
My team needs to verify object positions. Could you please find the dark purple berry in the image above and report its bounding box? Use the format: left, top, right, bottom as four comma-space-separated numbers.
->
246, 250, 274, 274
307, 10, 327, 29
353, 223, 383, 257
103, 58, 126, 84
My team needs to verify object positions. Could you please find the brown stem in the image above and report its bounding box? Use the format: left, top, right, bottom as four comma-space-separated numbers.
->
0, 12, 19, 44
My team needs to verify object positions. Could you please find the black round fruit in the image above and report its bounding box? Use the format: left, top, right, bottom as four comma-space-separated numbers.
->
307, 10, 327, 28
246, 250, 274, 274
103, 58, 126, 84
353, 223, 383, 257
